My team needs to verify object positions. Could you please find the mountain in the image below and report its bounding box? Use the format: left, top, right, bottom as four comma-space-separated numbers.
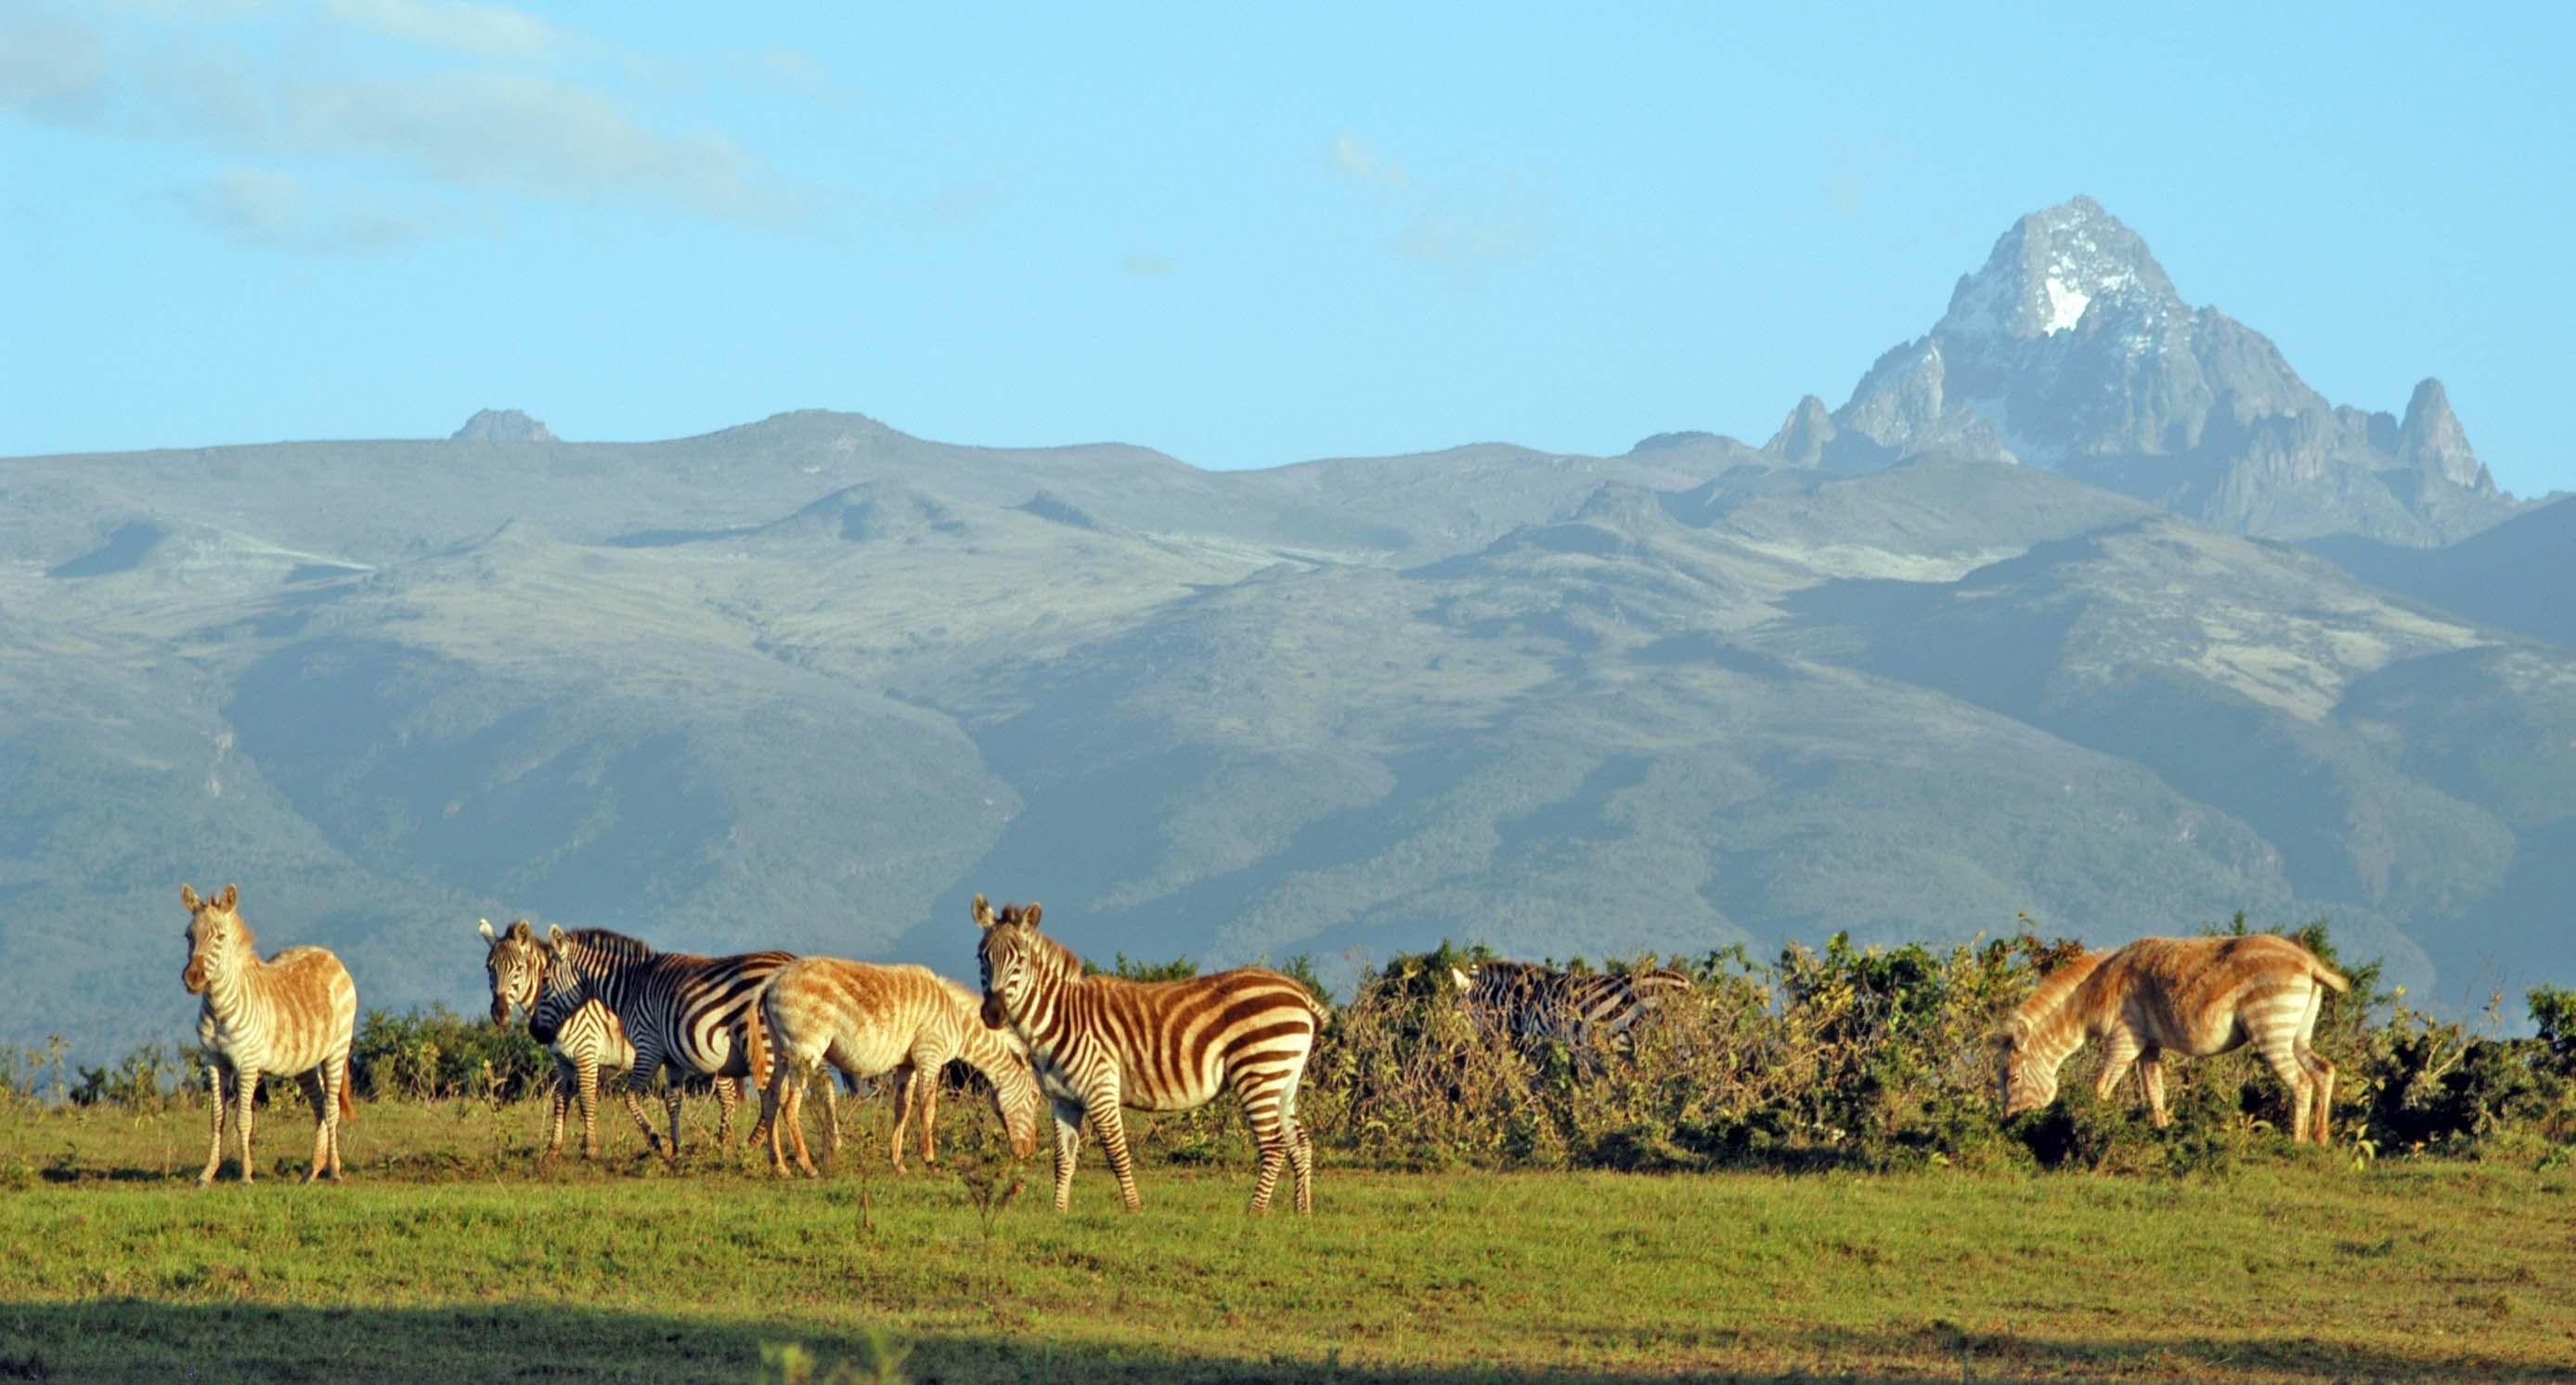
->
1817, 197, 2519, 547
6, 210, 2569, 1053
2310, 495, 2576, 649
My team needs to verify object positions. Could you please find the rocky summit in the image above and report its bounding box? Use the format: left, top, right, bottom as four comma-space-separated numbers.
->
451, 408, 556, 443
1816, 197, 2513, 546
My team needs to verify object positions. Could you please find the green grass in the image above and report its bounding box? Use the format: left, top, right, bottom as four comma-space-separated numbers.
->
1, 1101, 2570, 1382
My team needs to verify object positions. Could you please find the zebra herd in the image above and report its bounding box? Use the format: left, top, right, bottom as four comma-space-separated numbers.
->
178, 880, 2358, 1201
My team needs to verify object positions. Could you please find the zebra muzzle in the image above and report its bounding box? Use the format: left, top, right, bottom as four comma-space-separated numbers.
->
182, 961, 208, 994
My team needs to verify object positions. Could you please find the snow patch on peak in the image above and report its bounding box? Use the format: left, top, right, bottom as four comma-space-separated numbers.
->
2041, 276, 2091, 334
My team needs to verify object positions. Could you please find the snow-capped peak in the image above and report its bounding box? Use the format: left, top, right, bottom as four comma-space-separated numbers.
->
1935, 196, 2175, 343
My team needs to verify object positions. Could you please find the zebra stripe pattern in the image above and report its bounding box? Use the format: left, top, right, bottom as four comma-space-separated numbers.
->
182, 883, 357, 1184
1999, 933, 2350, 1144
484, 918, 656, 1158
1450, 960, 1691, 1052
757, 957, 1043, 1177
973, 895, 1325, 1215
533, 924, 795, 1158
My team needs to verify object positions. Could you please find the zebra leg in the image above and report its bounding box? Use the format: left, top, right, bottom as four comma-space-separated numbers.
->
1236, 1070, 1290, 1216
661, 1069, 687, 1163
2091, 1029, 2143, 1113
2302, 1048, 2337, 1146
785, 1066, 821, 1178
821, 1078, 842, 1158
2257, 1037, 2313, 1146
198, 1061, 228, 1186
2140, 1050, 2170, 1130
887, 1064, 916, 1172
1049, 1096, 1084, 1211
918, 1059, 943, 1169
326, 1052, 350, 1180
714, 1076, 739, 1150
235, 1066, 261, 1184
576, 1055, 603, 1160
758, 1060, 791, 1176
545, 1059, 572, 1160
617, 1077, 659, 1152
1084, 1086, 1142, 1212
1290, 1124, 1314, 1216
297, 1070, 330, 1184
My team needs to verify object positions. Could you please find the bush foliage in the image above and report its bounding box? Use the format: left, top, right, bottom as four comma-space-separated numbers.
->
16, 919, 2570, 1174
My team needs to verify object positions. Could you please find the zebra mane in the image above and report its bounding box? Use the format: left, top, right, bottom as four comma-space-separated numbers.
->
2002, 949, 2107, 1043
557, 927, 657, 964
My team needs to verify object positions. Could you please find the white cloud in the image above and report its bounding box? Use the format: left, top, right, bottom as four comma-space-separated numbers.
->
1329, 132, 1411, 190
3, 4, 825, 239
0, 8, 106, 123
320, 0, 558, 60
184, 164, 472, 253
1329, 132, 1541, 274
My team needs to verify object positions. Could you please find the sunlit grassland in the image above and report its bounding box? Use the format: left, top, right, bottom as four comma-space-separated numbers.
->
1, 1101, 2570, 1383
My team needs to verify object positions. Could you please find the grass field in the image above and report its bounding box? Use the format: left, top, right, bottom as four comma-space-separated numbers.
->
2, 1099, 2570, 1383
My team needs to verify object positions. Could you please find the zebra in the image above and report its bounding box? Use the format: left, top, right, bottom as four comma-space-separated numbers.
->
524, 924, 796, 1160
180, 883, 357, 1185
1449, 960, 1692, 1055
1998, 933, 2350, 1144
973, 895, 1326, 1215
757, 957, 1043, 1177
481, 918, 655, 1160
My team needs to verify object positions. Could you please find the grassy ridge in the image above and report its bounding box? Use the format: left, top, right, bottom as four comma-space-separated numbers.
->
2, 1104, 2571, 1383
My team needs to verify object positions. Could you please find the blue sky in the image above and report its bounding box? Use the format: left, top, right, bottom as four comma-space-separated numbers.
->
5, 2, 2570, 494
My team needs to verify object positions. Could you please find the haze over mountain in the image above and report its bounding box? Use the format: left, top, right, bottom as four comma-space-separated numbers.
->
4, 198, 2562, 1053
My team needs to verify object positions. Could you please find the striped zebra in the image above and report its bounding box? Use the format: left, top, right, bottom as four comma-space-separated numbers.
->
480, 918, 655, 1160
1449, 960, 1691, 1054
757, 957, 1042, 1177
973, 895, 1326, 1215
181, 883, 357, 1185
525, 924, 796, 1159
1999, 933, 2349, 1144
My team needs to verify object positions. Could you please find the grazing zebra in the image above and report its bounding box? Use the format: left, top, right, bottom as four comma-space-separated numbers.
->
757, 957, 1043, 1177
180, 883, 357, 1185
1998, 933, 2350, 1145
1449, 960, 1691, 1053
527, 925, 796, 1159
973, 895, 1326, 1215
480, 918, 655, 1160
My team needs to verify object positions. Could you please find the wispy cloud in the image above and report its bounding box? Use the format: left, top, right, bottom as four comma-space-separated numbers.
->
0, 8, 105, 123
1330, 133, 1411, 190
1121, 252, 1174, 278
320, 0, 558, 60
1328, 131, 1542, 275
3, 3, 835, 251
183, 164, 475, 254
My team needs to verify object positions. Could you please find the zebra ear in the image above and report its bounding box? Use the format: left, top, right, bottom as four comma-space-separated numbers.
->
180, 884, 201, 911
1024, 902, 1042, 928
478, 918, 497, 941
508, 918, 534, 940
548, 924, 568, 946
214, 884, 238, 912
972, 894, 995, 929
1450, 966, 1474, 990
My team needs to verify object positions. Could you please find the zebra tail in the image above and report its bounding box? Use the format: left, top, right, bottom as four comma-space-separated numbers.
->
338, 1062, 356, 1122
2312, 964, 2351, 995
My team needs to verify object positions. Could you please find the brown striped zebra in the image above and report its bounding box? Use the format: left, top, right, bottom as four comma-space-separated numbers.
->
972, 896, 1326, 1215
1449, 960, 1691, 1054
1998, 933, 2350, 1144
756, 957, 1043, 1177
180, 883, 357, 1184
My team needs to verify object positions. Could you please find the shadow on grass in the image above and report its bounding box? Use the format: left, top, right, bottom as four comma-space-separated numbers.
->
0, 1301, 2561, 1385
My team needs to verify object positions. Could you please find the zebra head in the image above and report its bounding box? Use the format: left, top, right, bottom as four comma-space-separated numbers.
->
973, 894, 1057, 1032
179, 883, 245, 994
479, 917, 544, 1029
529, 925, 592, 1045
1995, 1023, 2057, 1118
